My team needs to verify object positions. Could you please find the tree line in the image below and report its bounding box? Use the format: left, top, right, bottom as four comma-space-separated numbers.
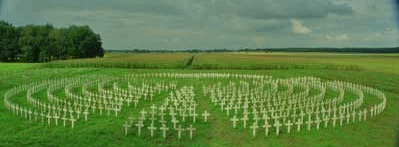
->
0, 20, 104, 62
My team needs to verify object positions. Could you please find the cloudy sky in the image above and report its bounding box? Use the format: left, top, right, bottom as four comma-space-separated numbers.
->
0, 0, 398, 50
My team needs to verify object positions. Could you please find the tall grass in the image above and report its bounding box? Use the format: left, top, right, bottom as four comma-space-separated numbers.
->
34, 52, 399, 73
191, 52, 399, 72
39, 53, 192, 69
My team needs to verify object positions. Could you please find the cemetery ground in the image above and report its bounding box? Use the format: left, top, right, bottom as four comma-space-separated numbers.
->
0, 52, 398, 147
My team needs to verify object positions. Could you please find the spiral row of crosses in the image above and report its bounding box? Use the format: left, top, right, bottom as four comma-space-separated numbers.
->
3, 73, 386, 139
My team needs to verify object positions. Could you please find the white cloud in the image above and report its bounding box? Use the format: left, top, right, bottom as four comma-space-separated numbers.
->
326, 34, 351, 41
291, 19, 312, 34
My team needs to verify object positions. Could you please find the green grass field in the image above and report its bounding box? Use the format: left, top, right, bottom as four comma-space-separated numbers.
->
0, 52, 398, 147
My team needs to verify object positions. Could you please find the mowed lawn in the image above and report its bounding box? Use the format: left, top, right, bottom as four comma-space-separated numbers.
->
0, 53, 398, 147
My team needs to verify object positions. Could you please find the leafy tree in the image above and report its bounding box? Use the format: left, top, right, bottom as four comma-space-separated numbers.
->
0, 20, 20, 62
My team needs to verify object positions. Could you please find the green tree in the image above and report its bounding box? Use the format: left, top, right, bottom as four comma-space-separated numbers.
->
0, 20, 20, 62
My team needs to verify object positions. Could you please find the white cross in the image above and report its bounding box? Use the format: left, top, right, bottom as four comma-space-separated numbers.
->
187, 125, 196, 140
150, 104, 157, 112
249, 122, 259, 137
231, 115, 239, 128
285, 119, 293, 134
323, 116, 329, 128
314, 116, 321, 130
147, 123, 157, 138
140, 109, 147, 118
28, 109, 32, 122
225, 106, 231, 116
306, 116, 313, 131
346, 113, 351, 124
191, 112, 198, 123
202, 111, 210, 122
339, 113, 344, 126
274, 119, 282, 136
169, 110, 177, 118
83, 111, 89, 122
171, 117, 179, 129
114, 107, 119, 117
135, 121, 144, 136
91, 105, 96, 114
175, 124, 185, 140
123, 121, 130, 136
233, 105, 240, 114
46, 113, 52, 125
352, 111, 357, 122
296, 118, 303, 132
241, 115, 249, 128
358, 111, 363, 122
70, 116, 76, 128
263, 121, 271, 137
160, 124, 169, 139
53, 113, 60, 126
61, 115, 67, 127
331, 113, 338, 127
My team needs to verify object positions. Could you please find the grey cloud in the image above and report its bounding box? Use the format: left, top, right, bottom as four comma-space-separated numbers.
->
0, 0, 3, 14
232, 0, 353, 19
254, 20, 291, 33
328, 3, 354, 15
16, 0, 185, 16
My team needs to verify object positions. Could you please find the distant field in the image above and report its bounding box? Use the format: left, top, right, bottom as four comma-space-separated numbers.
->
40, 53, 193, 69
192, 52, 399, 74
4, 52, 399, 74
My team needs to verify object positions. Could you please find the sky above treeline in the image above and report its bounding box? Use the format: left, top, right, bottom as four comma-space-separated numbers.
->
0, 0, 399, 50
